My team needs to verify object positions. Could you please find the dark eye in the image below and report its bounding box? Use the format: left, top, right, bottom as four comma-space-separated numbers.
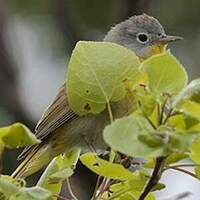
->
136, 33, 149, 44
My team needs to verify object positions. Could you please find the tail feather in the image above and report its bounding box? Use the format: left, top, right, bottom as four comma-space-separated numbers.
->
12, 145, 52, 179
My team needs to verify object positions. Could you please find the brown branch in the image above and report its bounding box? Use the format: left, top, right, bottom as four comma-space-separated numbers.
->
164, 166, 199, 181
138, 156, 166, 200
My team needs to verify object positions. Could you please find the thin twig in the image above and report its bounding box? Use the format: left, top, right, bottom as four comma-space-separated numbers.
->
163, 108, 173, 125
91, 176, 102, 200
92, 102, 114, 200
157, 103, 161, 126
145, 116, 157, 129
159, 97, 169, 125
170, 164, 200, 168
138, 156, 166, 200
169, 110, 182, 117
107, 102, 113, 123
101, 179, 112, 195
66, 178, 78, 200
164, 166, 199, 181
96, 178, 110, 200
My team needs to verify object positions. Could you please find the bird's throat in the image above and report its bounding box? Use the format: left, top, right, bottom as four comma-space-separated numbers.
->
150, 43, 167, 56
139, 44, 167, 62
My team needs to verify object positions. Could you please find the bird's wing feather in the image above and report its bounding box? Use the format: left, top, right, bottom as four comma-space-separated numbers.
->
18, 84, 78, 160
35, 83, 77, 140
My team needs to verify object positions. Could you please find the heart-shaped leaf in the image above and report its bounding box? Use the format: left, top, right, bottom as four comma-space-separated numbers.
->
141, 51, 188, 97
67, 41, 140, 115
103, 116, 163, 158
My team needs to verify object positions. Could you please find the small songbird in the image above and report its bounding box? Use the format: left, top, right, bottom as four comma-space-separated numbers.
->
12, 14, 182, 178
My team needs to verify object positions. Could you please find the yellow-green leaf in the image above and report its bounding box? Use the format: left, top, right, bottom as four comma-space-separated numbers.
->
15, 187, 52, 200
141, 51, 188, 96
168, 114, 200, 133
37, 148, 80, 196
0, 175, 20, 197
103, 116, 163, 158
195, 166, 200, 179
80, 152, 134, 180
67, 41, 140, 115
0, 123, 40, 148
180, 101, 200, 120
165, 152, 188, 165
189, 137, 200, 164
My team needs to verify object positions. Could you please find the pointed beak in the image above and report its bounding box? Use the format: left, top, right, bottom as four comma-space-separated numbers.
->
158, 35, 183, 44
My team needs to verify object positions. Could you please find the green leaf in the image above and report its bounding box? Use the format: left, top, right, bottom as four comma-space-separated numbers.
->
138, 133, 163, 148
80, 152, 134, 180
139, 94, 156, 117
152, 182, 166, 191
37, 148, 80, 195
112, 172, 148, 192
48, 168, 73, 184
37, 158, 62, 196
165, 152, 188, 165
0, 123, 40, 148
0, 192, 6, 200
168, 114, 200, 133
189, 137, 200, 164
67, 41, 140, 115
140, 51, 188, 96
103, 116, 163, 158
195, 166, 200, 179
168, 132, 195, 153
101, 171, 155, 200
178, 101, 200, 120
132, 88, 157, 117
15, 187, 52, 200
0, 175, 20, 197
144, 150, 188, 169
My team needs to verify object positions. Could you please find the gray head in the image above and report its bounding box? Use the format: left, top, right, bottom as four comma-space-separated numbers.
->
104, 14, 182, 59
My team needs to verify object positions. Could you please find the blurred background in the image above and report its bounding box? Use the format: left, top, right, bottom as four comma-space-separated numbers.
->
0, 0, 200, 199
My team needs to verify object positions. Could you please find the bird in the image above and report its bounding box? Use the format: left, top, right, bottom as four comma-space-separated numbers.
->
12, 14, 182, 178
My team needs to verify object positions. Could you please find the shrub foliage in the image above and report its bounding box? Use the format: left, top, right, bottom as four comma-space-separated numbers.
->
0, 41, 199, 200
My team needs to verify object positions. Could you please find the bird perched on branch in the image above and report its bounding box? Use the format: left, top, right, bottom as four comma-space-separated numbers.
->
12, 14, 182, 178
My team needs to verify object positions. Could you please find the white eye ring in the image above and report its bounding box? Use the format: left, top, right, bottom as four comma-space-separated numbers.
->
136, 33, 149, 44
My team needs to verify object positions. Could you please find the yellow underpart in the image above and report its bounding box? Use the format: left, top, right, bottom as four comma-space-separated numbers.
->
150, 43, 166, 55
